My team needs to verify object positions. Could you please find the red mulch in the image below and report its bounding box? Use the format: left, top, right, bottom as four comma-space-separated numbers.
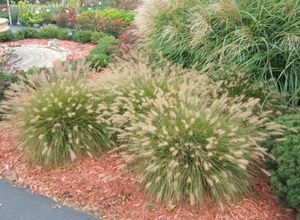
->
0, 127, 295, 220
0, 39, 95, 60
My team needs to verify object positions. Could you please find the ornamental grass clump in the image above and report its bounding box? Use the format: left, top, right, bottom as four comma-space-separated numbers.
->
1, 64, 113, 167
94, 53, 216, 137
136, 0, 300, 106
101, 54, 284, 204
119, 86, 284, 204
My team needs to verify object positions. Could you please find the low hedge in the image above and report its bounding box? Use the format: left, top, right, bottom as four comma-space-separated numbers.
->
0, 25, 113, 43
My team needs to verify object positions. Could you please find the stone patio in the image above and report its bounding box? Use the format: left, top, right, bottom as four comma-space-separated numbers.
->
6, 44, 69, 70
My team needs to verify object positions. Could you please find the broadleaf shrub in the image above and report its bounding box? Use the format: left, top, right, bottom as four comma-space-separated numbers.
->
268, 114, 300, 212
1, 63, 113, 166
76, 8, 135, 37
85, 36, 120, 70
55, 7, 78, 28
137, 0, 300, 106
96, 54, 284, 204
18, 1, 62, 26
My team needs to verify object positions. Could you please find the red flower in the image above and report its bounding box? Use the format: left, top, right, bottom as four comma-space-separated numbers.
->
110, 45, 118, 49
121, 32, 128, 40
114, 18, 123, 25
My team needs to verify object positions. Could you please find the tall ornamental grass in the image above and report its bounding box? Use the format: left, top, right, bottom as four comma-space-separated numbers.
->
136, 0, 300, 106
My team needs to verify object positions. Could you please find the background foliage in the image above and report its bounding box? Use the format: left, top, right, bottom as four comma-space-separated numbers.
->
137, 0, 300, 107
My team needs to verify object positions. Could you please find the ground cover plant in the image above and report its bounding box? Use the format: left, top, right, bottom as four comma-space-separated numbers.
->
136, 0, 300, 107
0, 63, 113, 166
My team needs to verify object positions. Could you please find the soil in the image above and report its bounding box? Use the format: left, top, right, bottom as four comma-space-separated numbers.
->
0, 127, 295, 220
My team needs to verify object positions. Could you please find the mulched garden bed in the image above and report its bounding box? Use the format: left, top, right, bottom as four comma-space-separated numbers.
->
0, 38, 296, 219
0, 127, 295, 220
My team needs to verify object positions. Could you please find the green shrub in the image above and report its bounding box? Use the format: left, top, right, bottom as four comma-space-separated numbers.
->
86, 53, 110, 69
90, 32, 110, 44
57, 28, 75, 40
76, 8, 135, 37
85, 36, 119, 69
39, 25, 108, 43
97, 8, 135, 23
15, 28, 40, 40
18, 1, 62, 26
18, 2, 44, 26
268, 114, 300, 212
137, 0, 300, 107
72, 30, 93, 43
1, 63, 113, 166
55, 7, 78, 29
40, 24, 62, 38
98, 55, 283, 204
0, 31, 15, 42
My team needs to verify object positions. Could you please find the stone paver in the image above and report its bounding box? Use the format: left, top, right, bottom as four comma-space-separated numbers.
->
0, 180, 98, 220
7, 45, 69, 70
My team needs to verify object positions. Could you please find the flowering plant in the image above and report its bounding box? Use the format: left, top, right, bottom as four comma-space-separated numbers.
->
18, 1, 61, 26
96, 18, 127, 37
55, 8, 78, 28
76, 8, 135, 37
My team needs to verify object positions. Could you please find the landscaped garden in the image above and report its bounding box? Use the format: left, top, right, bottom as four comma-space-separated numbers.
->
0, 0, 299, 219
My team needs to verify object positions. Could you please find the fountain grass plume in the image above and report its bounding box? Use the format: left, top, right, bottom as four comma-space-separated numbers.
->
94, 53, 285, 204
0, 62, 113, 167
